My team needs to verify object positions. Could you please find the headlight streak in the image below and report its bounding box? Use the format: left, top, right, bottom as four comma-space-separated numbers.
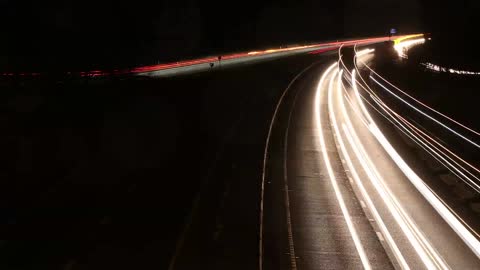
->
359, 64, 480, 198
352, 46, 480, 242
350, 54, 480, 260
365, 89, 467, 181
335, 48, 450, 269
336, 67, 448, 269
353, 47, 480, 193
355, 48, 375, 57
369, 76, 480, 150
363, 63, 480, 138
397, 114, 480, 179
394, 38, 425, 58
315, 63, 372, 270
359, 92, 480, 241
352, 87, 480, 243
354, 62, 480, 192
327, 66, 411, 270
372, 98, 480, 192
393, 34, 425, 45
369, 121, 480, 260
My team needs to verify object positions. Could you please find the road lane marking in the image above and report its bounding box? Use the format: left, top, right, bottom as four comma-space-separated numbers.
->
377, 232, 386, 242
281, 62, 311, 270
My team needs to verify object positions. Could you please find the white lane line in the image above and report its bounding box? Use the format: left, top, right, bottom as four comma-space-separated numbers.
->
316, 64, 371, 270
377, 232, 386, 242
282, 63, 309, 270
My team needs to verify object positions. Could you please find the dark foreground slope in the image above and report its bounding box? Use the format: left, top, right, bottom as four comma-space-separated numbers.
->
0, 52, 331, 269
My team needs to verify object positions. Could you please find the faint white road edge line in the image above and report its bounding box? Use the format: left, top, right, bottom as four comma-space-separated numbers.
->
260, 61, 320, 270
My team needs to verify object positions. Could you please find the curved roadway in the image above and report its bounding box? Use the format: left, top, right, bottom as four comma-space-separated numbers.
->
262, 45, 480, 269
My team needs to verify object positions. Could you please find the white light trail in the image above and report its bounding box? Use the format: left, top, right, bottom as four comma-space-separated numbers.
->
353, 45, 480, 240
355, 48, 375, 57
370, 76, 480, 149
354, 89, 480, 242
350, 68, 480, 261
369, 124, 480, 259
370, 96, 480, 193
357, 50, 480, 193
363, 62, 480, 138
328, 69, 410, 270
315, 63, 371, 270
338, 69, 449, 270
394, 38, 425, 58
353, 52, 480, 185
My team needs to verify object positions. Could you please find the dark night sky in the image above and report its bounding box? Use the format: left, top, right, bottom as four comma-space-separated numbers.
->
419, 0, 480, 68
1, 0, 478, 71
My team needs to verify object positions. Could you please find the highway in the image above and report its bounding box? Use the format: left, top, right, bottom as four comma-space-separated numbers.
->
4, 34, 480, 270
261, 36, 480, 269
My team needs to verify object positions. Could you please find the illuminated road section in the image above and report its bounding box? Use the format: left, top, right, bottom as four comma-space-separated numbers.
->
308, 40, 480, 269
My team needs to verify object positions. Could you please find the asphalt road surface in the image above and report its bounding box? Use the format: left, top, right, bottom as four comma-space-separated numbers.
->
260, 40, 480, 269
